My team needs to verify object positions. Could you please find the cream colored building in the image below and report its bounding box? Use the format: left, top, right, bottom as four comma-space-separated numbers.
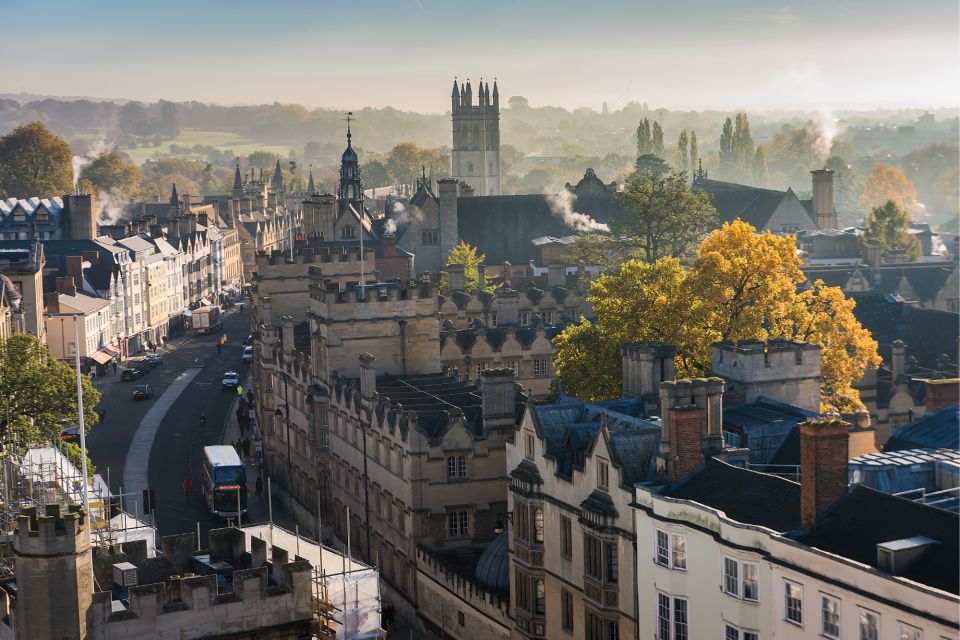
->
43, 277, 114, 365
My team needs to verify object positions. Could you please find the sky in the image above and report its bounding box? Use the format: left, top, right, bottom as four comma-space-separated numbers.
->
1, 0, 957, 113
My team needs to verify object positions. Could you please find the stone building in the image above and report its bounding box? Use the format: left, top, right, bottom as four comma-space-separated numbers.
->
0, 194, 98, 241
451, 78, 501, 196
0, 237, 45, 342
0, 503, 378, 639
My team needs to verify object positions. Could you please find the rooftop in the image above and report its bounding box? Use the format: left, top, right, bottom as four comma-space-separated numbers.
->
884, 407, 959, 452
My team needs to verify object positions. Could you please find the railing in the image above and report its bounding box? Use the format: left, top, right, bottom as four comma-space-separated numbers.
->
893, 486, 960, 511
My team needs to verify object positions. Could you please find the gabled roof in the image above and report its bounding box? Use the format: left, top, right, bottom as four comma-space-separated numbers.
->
55, 291, 111, 315
662, 458, 803, 532
884, 407, 959, 452
694, 178, 816, 230
797, 485, 959, 595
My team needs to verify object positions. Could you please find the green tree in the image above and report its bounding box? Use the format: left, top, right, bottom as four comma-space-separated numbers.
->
79, 150, 143, 201
440, 241, 487, 292
0, 122, 74, 198
363, 160, 391, 189
751, 146, 768, 186
553, 221, 880, 410
118, 102, 150, 135
688, 131, 699, 175
0, 333, 101, 445
636, 118, 652, 156
246, 150, 277, 169
860, 200, 922, 262
675, 130, 689, 171
719, 117, 734, 174
634, 153, 670, 176
157, 100, 182, 138
651, 121, 664, 157
613, 170, 718, 262
733, 113, 754, 178
386, 143, 445, 186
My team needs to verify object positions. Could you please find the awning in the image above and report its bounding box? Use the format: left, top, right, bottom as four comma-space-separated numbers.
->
103, 345, 120, 356
225, 284, 241, 293
90, 350, 112, 365
200, 299, 214, 307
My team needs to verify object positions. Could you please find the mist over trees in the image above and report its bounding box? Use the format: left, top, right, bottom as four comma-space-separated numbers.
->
0, 94, 955, 226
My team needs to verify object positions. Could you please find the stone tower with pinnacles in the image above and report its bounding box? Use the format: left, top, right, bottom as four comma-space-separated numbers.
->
451, 78, 501, 196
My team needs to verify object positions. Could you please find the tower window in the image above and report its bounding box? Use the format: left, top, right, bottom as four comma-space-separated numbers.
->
468, 162, 474, 175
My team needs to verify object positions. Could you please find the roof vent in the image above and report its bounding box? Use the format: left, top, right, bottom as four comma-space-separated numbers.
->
876, 536, 938, 575
112, 561, 138, 587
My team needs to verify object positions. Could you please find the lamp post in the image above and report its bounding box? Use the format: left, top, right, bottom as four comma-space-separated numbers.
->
72, 315, 90, 516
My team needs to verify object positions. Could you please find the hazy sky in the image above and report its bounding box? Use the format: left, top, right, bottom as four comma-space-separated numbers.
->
2, 0, 957, 112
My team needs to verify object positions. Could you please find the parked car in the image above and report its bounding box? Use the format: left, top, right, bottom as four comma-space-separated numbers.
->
242, 346, 253, 363
222, 371, 240, 390
132, 384, 153, 400
120, 368, 142, 381
144, 354, 164, 366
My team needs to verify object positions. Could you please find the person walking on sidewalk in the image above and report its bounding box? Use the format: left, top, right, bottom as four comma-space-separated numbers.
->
242, 437, 251, 459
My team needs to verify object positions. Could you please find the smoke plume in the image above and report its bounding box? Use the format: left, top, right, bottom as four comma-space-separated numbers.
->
384, 200, 424, 235
71, 138, 110, 189
546, 190, 609, 232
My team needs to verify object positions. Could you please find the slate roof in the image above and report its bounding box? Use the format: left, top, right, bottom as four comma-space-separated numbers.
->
693, 178, 815, 230
36, 239, 126, 293
802, 262, 956, 304
722, 397, 818, 465
796, 485, 959, 595
459, 193, 621, 265
473, 531, 509, 595
662, 458, 803, 532
374, 372, 523, 440
884, 407, 960, 452
0, 196, 64, 216
531, 396, 660, 485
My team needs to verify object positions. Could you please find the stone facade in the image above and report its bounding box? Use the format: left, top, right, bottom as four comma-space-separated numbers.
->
711, 340, 822, 412
451, 79, 501, 196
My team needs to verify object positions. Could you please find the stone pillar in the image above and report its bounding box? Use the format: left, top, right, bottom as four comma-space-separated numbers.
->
281, 315, 295, 355
359, 352, 376, 400
890, 340, 906, 381
437, 179, 459, 267
547, 262, 565, 288
799, 420, 850, 529
811, 169, 837, 230
495, 287, 519, 325
482, 368, 516, 430
446, 264, 466, 292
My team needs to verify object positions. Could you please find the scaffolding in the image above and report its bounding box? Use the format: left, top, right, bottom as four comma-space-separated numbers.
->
0, 446, 157, 573
241, 524, 381, 639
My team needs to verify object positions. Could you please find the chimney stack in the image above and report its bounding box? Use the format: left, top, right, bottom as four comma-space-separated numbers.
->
55, 277, 76, 297
658, 381, 705, 484
381, 234, 396, 258
811, 169, 837, 230
622, 343, 676, 401
359, 353, 376, 400
446, 264, 466, 292
167, 217, 180, 239
65, 256, 84, 291
481, 368, 517, 431
44, 292, 60, 313
890, 340, 906, 381
799, 419, 850, 529
547, 262, 565, 289
197, 212, 208, 228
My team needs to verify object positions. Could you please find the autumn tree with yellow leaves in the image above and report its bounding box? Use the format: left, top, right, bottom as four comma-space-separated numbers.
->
553, 220, 880, 410
859, 163, 919, 214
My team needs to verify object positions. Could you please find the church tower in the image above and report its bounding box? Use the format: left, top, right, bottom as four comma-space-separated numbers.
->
451, 78, 501, 196
338, 115, 363, 212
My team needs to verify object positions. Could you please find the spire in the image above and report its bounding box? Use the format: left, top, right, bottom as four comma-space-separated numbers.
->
492, 79, 499, 108
307, 170, 315, 195
272, 158, 284, 190
258, 167, 264, 182
452, 77, 460, 110
465, 79, 472, 107
169, 182, 179, 208
233, 163, 242, 191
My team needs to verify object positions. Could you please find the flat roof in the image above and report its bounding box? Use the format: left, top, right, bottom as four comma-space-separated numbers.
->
203, 445, 242, 467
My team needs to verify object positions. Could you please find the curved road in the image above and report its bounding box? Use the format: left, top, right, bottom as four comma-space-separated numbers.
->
87, 308, 250, 539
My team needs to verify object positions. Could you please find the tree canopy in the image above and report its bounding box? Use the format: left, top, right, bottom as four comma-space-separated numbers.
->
0, 333, 100, 445
861, 200, 922, 262
859, 163, 919, 214
613, 170, 717, 262
79, 150, 143, 201
440, 241, 487, 293
553, 220, 880, 410
0, 122, 74, 198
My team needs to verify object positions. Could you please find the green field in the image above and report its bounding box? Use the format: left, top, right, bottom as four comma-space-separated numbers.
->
118, 129, 292, 166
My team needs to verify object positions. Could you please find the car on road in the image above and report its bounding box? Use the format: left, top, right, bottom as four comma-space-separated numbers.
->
222, 371, 240, 390
144, 354, 164, 366
120, 368, 142, 381
242, 346, 253, 363
243, 333, 254, 346
60, 425, 81, 443
132, 384, 154, 400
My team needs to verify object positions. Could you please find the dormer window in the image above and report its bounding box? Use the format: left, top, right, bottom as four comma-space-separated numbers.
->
598, 460, 609, 490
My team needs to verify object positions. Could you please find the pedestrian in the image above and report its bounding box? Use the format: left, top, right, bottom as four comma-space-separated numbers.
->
200, 414, 207, 431
246, 391, 254, 406
161, 336, 167, 348
242, 437, 250, 459
255, 475, 263, 500
239, 419, 246, 438
112, 360, 118, 376
182, 478, 193, 501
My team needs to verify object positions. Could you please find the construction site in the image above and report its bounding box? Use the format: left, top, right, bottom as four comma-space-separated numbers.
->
0, 445, 382, 639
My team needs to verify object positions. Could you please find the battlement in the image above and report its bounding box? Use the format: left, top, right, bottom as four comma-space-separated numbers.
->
416, 546, 510, 621
712, 339, 822, 382
659, 378, 725, 406
310, 278, 438, 307
15, 503, 90, 556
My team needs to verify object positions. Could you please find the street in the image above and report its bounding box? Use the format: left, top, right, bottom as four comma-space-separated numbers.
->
87, 307, 253, 539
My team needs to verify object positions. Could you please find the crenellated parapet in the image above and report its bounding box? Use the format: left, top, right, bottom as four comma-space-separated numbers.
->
416, 546, 510, 618
15, 503, 90, 557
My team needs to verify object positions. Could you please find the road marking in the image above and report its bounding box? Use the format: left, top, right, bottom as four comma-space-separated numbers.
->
122, 368, 202, 518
